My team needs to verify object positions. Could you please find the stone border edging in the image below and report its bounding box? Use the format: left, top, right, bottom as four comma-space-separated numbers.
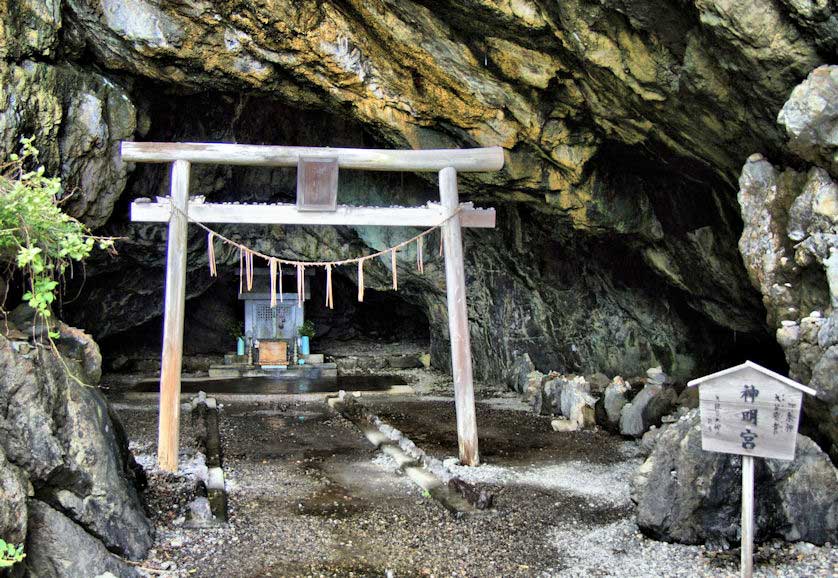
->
328, 394, 493, 511
191, 393, 228, 524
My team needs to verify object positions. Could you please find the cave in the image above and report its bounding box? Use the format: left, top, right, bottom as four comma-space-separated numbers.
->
62, 86, 784, 381
68, 89, 444, 369
3, 2, 837, 576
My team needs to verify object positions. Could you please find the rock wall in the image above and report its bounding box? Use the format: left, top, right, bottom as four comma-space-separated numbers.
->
3, 2, 836, 381
63, 92, 759, 381
0, 314, 153, 576
737, 66, 838, 460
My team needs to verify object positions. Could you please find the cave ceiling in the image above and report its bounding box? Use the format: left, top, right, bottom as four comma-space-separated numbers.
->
3, 0, 832, 378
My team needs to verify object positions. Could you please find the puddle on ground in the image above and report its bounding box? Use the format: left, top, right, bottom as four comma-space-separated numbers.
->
294, 460, 369, 519
296, 481, 366, 519
133, 374, 407, 394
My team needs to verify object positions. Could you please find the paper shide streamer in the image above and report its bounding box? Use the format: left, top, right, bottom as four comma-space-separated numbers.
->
325, 264, 334, 310
245, 249, 254, 291
238, 247, 244, 293
207, 232, 217, 277
269, 258, 278, 307
391, 248, 398, 291
416, 236, 424, 274
357, 259, 365, 303
296, 263, 305, 308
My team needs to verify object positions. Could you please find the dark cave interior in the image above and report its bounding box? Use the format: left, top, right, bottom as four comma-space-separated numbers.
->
67, 85, 787, 380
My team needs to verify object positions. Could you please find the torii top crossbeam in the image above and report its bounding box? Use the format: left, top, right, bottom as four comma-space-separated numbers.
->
121, 141, 504, 171
123, 141, 503, 472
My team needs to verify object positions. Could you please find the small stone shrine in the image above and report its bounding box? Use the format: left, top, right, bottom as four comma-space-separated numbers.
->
239, 267, 310, 342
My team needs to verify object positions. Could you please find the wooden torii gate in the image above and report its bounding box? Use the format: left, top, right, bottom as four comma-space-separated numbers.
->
122, 142, 504, 471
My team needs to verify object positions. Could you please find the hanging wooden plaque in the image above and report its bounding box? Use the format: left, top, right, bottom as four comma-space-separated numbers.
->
297, 157, 338, 211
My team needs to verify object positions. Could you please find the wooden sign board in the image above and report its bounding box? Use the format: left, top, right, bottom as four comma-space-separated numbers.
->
297, 157, 338, 211
688, 361, 816, 461
259, 340, 288, 366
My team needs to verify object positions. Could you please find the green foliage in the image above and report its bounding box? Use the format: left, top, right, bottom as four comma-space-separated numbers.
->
227, 319, 244, 340
298, 319, 315, 338
0, 538, 25, 568
0, 137, 114, 331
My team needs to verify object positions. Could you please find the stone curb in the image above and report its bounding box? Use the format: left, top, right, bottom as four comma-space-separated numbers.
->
328, 394, 493, 511
190, 393, 228, 524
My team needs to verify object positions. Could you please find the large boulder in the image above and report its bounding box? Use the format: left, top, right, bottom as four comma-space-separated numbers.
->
539, 376, 562, 416
619, 383, 677, 438
0, 321, 153, 567
600, 376, 630, 430
559, 376, 596, 428
25, 500, 140, 578
523, 370, 545, 412
633, 410, 838, 546
777, 65, 838, 177
508, 352, 536, 394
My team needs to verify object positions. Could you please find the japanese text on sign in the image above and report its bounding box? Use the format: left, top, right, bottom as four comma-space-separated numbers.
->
692, 365, 807, 461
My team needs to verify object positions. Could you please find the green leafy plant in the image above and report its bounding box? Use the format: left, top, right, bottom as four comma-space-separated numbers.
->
297, 319, 315, 339
0, 137, 115, 336
0, 538, 25, 568
227, 319, 244, 341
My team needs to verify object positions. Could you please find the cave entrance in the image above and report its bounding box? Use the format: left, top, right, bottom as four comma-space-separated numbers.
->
123, 140, 503, 472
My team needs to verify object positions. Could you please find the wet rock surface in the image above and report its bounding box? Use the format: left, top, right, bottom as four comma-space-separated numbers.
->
633, 409, 838, 547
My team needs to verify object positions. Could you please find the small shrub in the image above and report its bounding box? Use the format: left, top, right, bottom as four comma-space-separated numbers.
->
0, 538, 25, 568
0, 137, 115, 334
298, 320, 315, 338
227, 319, 244, 341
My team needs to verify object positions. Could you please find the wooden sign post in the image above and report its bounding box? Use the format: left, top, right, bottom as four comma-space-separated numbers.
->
688, 361, 816, 578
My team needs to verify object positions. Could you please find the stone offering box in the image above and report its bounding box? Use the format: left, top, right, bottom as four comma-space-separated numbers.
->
688, 361, 816, 461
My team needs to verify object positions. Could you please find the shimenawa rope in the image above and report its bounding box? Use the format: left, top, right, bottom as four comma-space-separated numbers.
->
194, 203, 461, 308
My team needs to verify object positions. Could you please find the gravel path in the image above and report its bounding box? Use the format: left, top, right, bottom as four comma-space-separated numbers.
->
111, 390, 837, 577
